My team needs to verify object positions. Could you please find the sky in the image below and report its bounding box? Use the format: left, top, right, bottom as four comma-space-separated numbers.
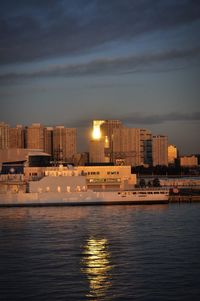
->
0, 0, 200, 154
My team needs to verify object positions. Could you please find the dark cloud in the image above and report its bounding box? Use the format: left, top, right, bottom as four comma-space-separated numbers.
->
0, 46, 199, 82
0, 0, 200, 64
122, 111, 200, 125
66, 111, 200, 128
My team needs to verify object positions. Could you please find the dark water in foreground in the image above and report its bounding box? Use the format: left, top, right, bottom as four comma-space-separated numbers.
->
0, 204, 200, 301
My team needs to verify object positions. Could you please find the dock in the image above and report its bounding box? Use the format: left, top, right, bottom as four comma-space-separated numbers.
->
169, 195, 200, 203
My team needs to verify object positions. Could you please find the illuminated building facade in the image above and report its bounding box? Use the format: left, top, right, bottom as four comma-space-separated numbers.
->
90, 120, 152, 166
168, 144, 177, 164
180, 155, 198, 167
100, 120, 123, 161
89, 120, 123, 163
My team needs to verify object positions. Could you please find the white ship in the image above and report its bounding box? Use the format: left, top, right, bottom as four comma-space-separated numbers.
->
0, 167, 169, 206
0, 188, 169, 207
0, 177, 169, 207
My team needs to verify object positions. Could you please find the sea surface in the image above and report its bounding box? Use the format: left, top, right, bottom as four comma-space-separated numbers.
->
0, 203, 200, 301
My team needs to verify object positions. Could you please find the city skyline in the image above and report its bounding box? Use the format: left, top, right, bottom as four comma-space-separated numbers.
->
0, 1, 200, 154
0, 119, 198, 158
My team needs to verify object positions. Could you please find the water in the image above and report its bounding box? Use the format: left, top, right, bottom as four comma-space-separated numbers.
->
0, 204, 200, 301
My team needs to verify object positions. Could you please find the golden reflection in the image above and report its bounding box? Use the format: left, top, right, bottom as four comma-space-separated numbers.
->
92, 120, 105, 140
81, 237, 112, 300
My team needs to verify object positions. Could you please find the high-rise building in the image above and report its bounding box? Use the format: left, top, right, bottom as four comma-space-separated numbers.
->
44, 127, 53, 156
65, 128, 77, 161
26, 123, 44, 150
140, 129, 152, 165
90, 120, 152, 166
112, 127, 152, 166
100, 120, 123, 161
53, 126, 76, 162
0, 122, 9, 149
152, 135, 168, 166
89, 120, 123, 163
168, 144, 177, 164
9, 125, 25, 148
113, 127, 141, 166
53, 126, 65, 161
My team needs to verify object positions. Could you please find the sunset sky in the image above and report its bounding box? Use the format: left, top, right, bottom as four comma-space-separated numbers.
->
0, 0, 200, 154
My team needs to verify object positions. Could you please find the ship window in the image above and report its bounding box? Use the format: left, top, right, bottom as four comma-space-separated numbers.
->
154, 192, 159, 194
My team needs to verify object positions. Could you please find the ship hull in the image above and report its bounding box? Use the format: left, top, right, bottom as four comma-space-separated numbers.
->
0, 189, 169, 207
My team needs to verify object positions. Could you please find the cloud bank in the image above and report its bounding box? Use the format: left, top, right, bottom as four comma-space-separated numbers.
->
0, 47, 200, 82
67, 111, 200, 128
0, 0, 200, 64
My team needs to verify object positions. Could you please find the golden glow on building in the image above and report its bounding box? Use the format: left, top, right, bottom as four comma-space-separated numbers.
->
92, 120, 105, 140
81, 237, 112, 299
168, 144, 177, 164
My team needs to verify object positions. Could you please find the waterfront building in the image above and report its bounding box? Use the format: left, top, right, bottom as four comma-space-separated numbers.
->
0, 148, 51, 177
180, 155, 198, 167
159, 177, 200, 188
26, 123, 44, 150
53, 126, 77, 162
152, 135, 168, 166
168, 144, 178, 164
9, 125, 25, 148
0, 122, 9, 149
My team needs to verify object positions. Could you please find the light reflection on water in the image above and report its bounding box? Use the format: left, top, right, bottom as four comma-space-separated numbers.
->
81, 237, 112, 300
1, 205, 200, 300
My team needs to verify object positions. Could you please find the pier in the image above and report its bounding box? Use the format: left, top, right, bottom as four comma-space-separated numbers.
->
169, 195, 200, 203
